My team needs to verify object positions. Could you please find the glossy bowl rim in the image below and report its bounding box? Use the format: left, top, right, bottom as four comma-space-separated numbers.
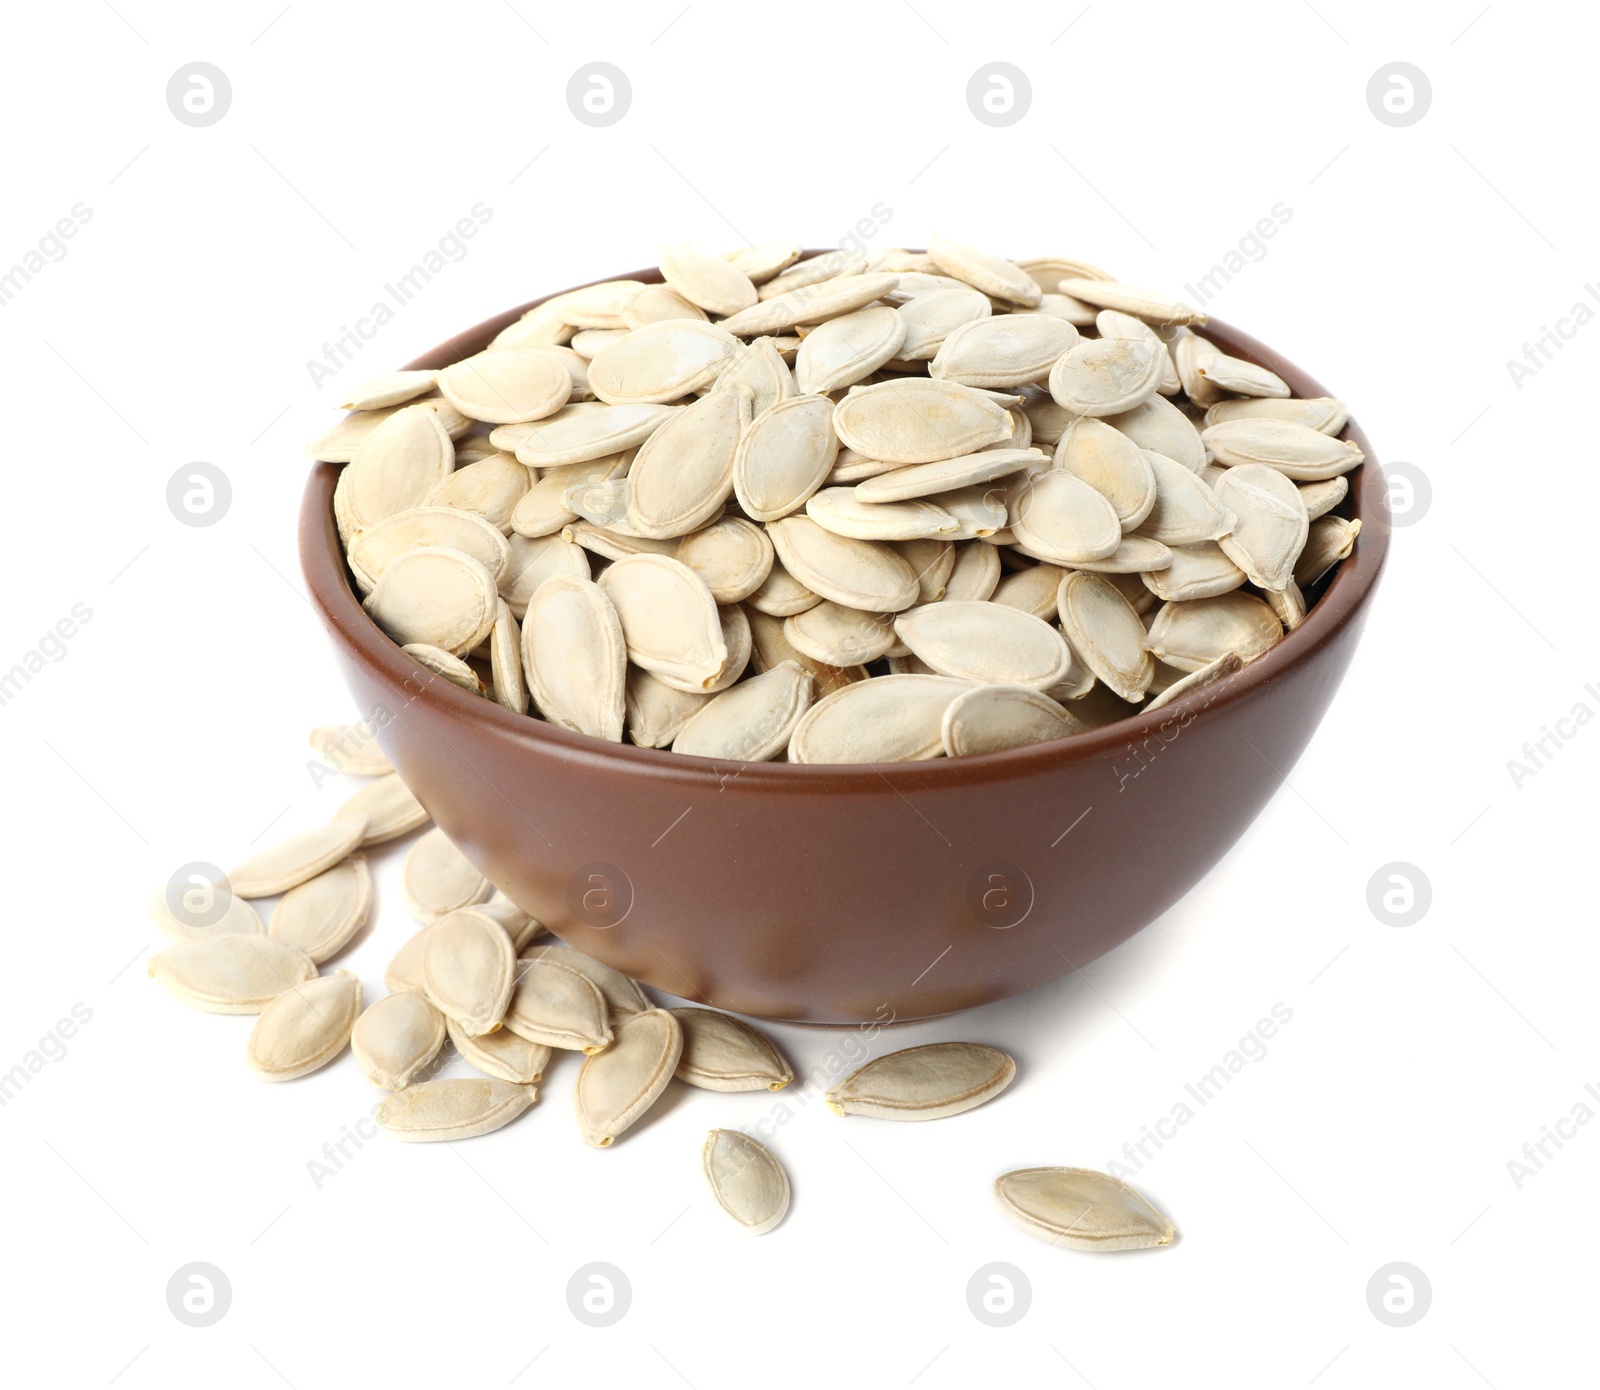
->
300, 254, 1388, 790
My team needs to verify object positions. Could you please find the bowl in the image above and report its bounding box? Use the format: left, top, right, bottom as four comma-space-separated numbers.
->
300, 255, 1389, 1025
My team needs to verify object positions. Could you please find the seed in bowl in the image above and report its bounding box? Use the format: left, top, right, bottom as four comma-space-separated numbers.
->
315, 237, 1364, 763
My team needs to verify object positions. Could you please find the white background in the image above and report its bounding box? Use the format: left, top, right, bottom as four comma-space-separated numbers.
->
1, 1, 1594, 1385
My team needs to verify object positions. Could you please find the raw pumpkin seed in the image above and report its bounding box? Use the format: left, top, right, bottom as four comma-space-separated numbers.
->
673, 660, 814, 761
401, 827, 492, 924
1057, 571, 1155, 702
229, 818, 368, 899
308, 722, 393, 777
995, 1167, 1174, 1250
894, 601, 1072, 689
521, 574, 627, 740
833, 378, 1016, 463
422, 907, 517, 1036
335, 774, 429, 845
352, 991, 447, 1090
149, 935, 317, 1014
1143, 650, 1244, 712
504, 954, 613, 1053
787, 673, 969, 763
671, 1008, 793, 1091
702, 1129, 790, 1235
375, 1077, 536, 1142
268, 855, 371, 963
245, 970, 361, 1082
941, 682, 1084, 755
826, 1042, 1015, 1120
574, 1008, 683, 1147
1146, 592, 1284, 671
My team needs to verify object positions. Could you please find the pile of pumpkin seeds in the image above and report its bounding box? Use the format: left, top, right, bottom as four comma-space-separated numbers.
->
147, 723, 1172, 1245
312, 235, 1363, 763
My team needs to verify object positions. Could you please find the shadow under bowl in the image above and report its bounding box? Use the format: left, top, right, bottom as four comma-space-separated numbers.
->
300, 256, 1389, 1026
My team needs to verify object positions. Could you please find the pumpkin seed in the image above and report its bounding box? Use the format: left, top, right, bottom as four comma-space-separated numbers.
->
1298, 475, 1348, 521
673, 661, 815, 760
659, 242, 758, 317
1141, 542, 1247, 602
1103, 393, 1208, 473
712, 337, 795, 416
308, 722, 393, 777
149, 935, 317, 1014
402, 642, 482, 693
995, 1167, 1174, 1251
363, 546, 498, 656
597, 554, 726, 689
894, 601, 1071, 689
336, 404, 455, 533
796, 305, 907, 393
385, 924, 435, 994
767, 515, 921, 612
927, 233, 1041, 307
622, 283, 709, 329
718, 272, 900, 337
1268, 579, 1308, 630
1201, 418, 1365, 481
723, 242, 802, 284
758, 249, 865, 299
1295, 516, 1362, 587
1054, 418, 1157, 528
521, 574, 627, 739
526, 943, 650, 1019
477, 891, 546, 952
934, 537, 998, 595
671, 1008, 793, 1091
1205, 395, 1351, 436
1048, 336, 1166, 417
146, 883, 264, 943
702, 1129, 790, 1235
334, 774, 428, 846
1145, 593, 1283, 671
1143, 650, 1244, 712
1198, 350, 1290, 399
423, 452, 531, 531
833, 378, 1016, 463
352, 991, 447, 1090
1017, 255, 1114, 293
268, 855, 371, 963
1057, 571, 1155, 701
422, 907, 517, 1036
349, 507, 511, 594
733, 393, 839, 522
625, 667, 711, 747
545, 279, 648, 329
336, 370, 439, 411
448, 1016, 550, 1084
310, 397, 469, 463
246, 970, 361, 1082
1010, 470, 1121, 565
497, 533, 591, 616
402, 827, 493, 924
573, 1008, 683, 1147
895, 285, 993, 360
745, 558, 822, 616
623, 386, 748, 539
675, 516, 775, 604
503, 402, 678, 467
744, 605, 867, 696
504, 954, 613, 1053
230, 818, 368, 899
375, 1077, 536, 1142
1134, 450, 1236, 545
437, 348, 572, 424
806, 486, 958, 542
992, 562, 1067, 619
1213, 464, 1309, 592
931, 313, 1078, 388
941, 682, 1084, 756
1056, 277, 1205, 328
486, 600, 526, 714
856, 447, 1043, 505
787, 673, 969, 763
825, 1041, 1015, 1120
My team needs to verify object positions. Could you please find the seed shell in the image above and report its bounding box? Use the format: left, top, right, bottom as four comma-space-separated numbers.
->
245, 971, 362, 1082
826, 1041, 1015, 1120
702, 1129, 790, 1235
573, 1008, 683, 1147
375, 1078, 536, 1142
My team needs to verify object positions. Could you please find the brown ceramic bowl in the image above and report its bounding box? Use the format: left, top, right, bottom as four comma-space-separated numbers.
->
300, 255, 1389, 1026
